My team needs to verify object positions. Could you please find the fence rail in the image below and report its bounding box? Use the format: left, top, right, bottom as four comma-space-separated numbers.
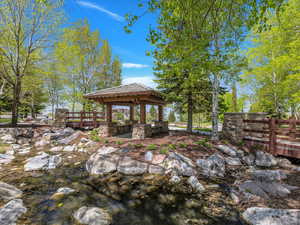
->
65, 111, 105, 128
243, 117, 300, 159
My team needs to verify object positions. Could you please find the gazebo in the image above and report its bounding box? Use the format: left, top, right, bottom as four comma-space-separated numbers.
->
84, 83, 168, 139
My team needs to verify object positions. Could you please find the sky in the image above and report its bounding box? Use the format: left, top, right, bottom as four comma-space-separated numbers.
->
64, 0, 158, 88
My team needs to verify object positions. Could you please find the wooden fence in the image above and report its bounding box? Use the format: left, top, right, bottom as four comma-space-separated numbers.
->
243, 117, 300, 159
65, 111, 105, 129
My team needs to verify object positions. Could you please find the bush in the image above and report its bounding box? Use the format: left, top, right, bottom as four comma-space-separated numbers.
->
116, 141, 123, 145
168, 144, 176, 150
134, 143, 144, 149
160, 148, 169, 155
146, 144, 157, 150
195, 138, 211, 148
178, 142, 188, 148
91, 135, 101, 142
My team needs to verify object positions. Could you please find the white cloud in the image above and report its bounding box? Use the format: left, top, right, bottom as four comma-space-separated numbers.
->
77, 1, 124, 22
122, 63, 149, 69
122, 76, 157, 88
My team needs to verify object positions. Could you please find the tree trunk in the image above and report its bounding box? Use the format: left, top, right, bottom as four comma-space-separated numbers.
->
11, 78, 21, 126
212, 73, 220, 141
232, 81, 238, 112
187, 92, 193, 133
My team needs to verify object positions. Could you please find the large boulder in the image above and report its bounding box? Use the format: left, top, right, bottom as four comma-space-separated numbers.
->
96, 147, 118, 155
24, 152, 62, 171
242, 207, 300, 225
117, 157, 148, 175
215, 144, 237, 157
58, 131, 83, 145
0, 134, 15, 144
0, 182, 22, 201
196, 153, 225, 177
0, 199, 27, 225
225, 157, 242, 166
73, 206, 112, 225
251, 170, 287, 182
0, 154, 15, 164
255, 151, 277, 167
162, 156, 196, 177
86, 153, 119, 175
187, 176, 205, 192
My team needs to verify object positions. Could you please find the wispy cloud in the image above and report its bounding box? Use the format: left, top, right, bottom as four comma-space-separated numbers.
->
122, 63, 149, 69
77, 1, 124, 22
123, 76, 156, 88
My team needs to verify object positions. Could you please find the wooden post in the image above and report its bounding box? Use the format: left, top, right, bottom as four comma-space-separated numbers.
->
289, 117, 297, 141
158, 105, 163, 122
93, 111, 97, 128
106, 104, 112, 123
140, 103, 146, 124
269, 117, 277, 155
130, 105, 134, 121
80, 111, 83, 128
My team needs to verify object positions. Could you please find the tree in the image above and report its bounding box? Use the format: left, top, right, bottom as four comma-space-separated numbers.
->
168, 111, 176, 123
0, 0, 63, 125
149, 105, 157, 122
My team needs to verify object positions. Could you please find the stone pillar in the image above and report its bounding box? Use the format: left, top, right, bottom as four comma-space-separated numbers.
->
132, 124, 152, 139
158, 105, 163, 122
130, 105, 134, 121
106, 104, 112, 123
54, 108, 69, 127
98, 122, 118, 137
140, 103, 146, 124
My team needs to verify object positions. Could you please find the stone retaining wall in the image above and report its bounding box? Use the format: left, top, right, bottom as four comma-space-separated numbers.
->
98, 123, 132, 137
54, 109, 69, 128
132, 124, 152, 139
223, 113, 268, 143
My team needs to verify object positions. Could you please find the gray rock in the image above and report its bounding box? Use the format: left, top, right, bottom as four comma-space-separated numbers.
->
118, 157, 148, 175
58, 131, 83, 145
0, 182, 22, 201
0, 154, 15, 164
24, 152, 62, 171
56, 187, 75, 194
187, 176, 205, 192
86, 153, 119, 175
277, 158, 293, 169
168, 152, 195, 168
255, 151, 277, 167
196, 153, 225, 177
243, 154, 255, 166
251, 170, 287, 182
80, 137, 89, 143
0, 199, 27, 225
73, 206, 112, 225
144, 151, 153, 162
162, 156, 196, 177
242, 207, 300, 225
96, 146, 118, 155
215, 144, 237, 157
148, 165, 165, 174
34, 139, 50, 148
225, 157, 242, 166
169, 175, 181, 184
17, 147, 31, 155
50, 146, 63, 152
63, 145, 76, 152
0, 134, 15, 143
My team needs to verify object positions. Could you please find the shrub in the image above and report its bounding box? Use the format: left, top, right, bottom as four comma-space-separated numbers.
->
168, 144, 176, 150
146, 144, 157, 150
178, 142, 188, 148
134, 143, 144, 149
160, 148, 169, 155
104, 139, 109, 144
116, 141, 123, 145
195, 138, 211, 148
91, 135, 101, 142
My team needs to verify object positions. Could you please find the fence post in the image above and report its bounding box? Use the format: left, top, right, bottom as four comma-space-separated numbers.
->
93, 111, 97, 128
269, 117, 277, 155
289, 117, 297, 141
80, 111, 83, 128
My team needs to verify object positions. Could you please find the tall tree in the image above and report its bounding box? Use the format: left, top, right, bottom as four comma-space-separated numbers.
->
0, 0, 63, 125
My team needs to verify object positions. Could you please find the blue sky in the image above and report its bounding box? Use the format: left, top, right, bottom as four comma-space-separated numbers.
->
64, 0, 158, 87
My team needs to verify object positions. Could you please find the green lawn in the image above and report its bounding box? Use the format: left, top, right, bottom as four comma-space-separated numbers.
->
0, 118, 10, 123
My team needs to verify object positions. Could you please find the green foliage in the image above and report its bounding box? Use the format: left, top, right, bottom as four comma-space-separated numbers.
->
160, 148, 169, 155
178, 143, 188, 148
90, 129, 101, 142
168, 111, 176, 123
168, 144, 176, 150
195, 138, 211, 148
116, 141, 123, 145
134, 143, 144, 149
146, 144, 157, 150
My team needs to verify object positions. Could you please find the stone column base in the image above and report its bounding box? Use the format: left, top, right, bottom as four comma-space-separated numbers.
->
98, 123, 118, 137
132, 124, 152, 139
54, 108, 69, 128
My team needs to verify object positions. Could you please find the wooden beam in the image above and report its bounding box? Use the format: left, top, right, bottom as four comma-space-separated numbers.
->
106, 104, 112, 123
158, 105, 163, 121
140, 103, 146, 124
130, 105, 134, 121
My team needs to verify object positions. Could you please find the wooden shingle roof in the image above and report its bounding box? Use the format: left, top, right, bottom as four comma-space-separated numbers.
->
84, 83, 166, 105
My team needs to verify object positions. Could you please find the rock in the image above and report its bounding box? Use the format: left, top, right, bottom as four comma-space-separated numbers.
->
56, 187, 75, 194
242, 207, 300, 225
162, 155, 196, 177
80, 137, 89, 143
225, 157, 242, 166
187, 176, 205, 192
196, 153, 225, 177
215, 144, 237, 157
0, 182, 22, 201
0, 154, 15, 164
243, 154, 255, 166
50, 146, 63, 152
34, 139, 50, 148
63, 145, 77, 152
277, 158, 293, 169
85, 140, 98, 148
17, 147, 31, 155
239, 180, 297, 198
255, 151, 277, 167
251, 170, 287, 182
73, 206, 112, 225
148, 165, 165, 174
169, 175, 181, 184
117, 157, 148, 175
86, 153, 119, 175
58, 131, 83, 145
97, 146, 118, 155
145, 151, 153, 162
24, 152, 62, 171
0, 199, 27, 225
0, 134, 15, 143
152, 154, 166, 164
169, 152, 195, 167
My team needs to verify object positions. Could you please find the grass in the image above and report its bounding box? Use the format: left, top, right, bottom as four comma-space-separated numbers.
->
194, 127, 212, 132
146, 144, 158, 151
0, 118, 10, 123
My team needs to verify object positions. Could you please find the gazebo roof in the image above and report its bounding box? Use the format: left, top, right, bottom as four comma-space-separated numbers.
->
84, 83, 166, 105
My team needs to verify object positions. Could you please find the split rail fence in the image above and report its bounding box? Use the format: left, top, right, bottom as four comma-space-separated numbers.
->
243, 117, 300, 159
65, 111, 105, 129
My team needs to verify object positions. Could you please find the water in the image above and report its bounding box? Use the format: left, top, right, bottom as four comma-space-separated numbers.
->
20, 163, 243, 225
